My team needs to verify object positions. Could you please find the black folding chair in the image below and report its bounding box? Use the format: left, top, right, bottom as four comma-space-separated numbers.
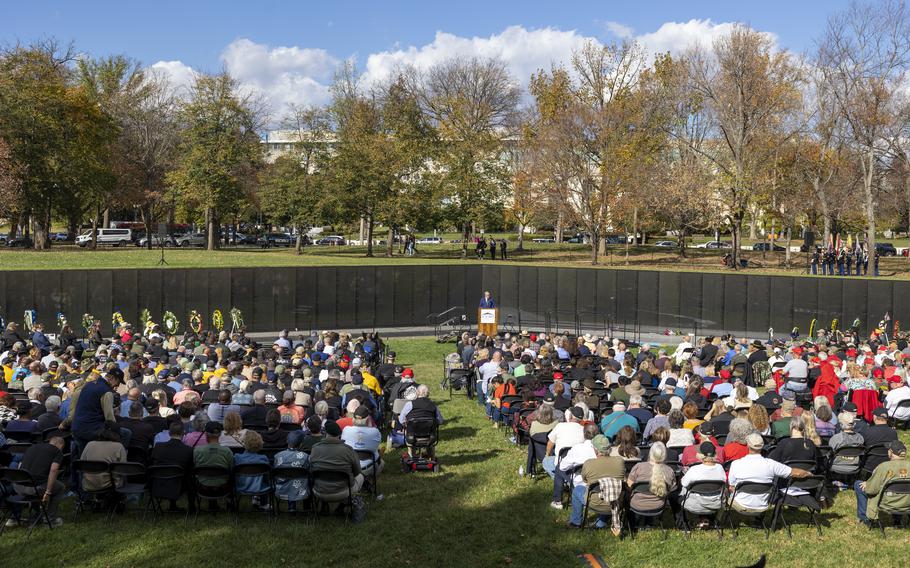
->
72, 460, 116, 521
526, 433, 548, 478
680, 480, 726, 538
580, 480, 625, 535
279, 422, 302, 432
310, 469, 354, 523
271, 466, 310, 517
108, 462, 148, 520
355, 450, 380, 498
146, 465, 187, 520
625, 481, 669, 540
771, 474, 827, 537
827, 445, 865, 484
233, 463, 274, 521
192, 465, 234, 522
723, 481, 777, 539
3, 430, 35, 443
0, 468, 56, 537
862, 445, 891, 479
887, 400, 910, 429
873, 478, 910, 536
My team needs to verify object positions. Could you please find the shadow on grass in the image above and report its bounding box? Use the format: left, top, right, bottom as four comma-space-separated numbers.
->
443, 448, 504, 466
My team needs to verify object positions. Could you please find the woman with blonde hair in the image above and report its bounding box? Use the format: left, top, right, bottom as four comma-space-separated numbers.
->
627, 442, 676, 528
800, 411, 822, 446
704, 399, 727, 421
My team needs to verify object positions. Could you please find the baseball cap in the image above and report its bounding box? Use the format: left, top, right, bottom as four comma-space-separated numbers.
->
665, 378, 678, 387
543, 394, 556, 405
591, 434, 610, 453
746, 433, 764, 450
872, 407, 888, 418
353, 405, 370, 418
402, 368, 414, 378
888, 440, 907, 457
699, 441, 717, 457
570, 406, 585, 420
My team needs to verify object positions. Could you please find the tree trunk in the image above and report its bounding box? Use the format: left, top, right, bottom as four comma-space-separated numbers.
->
785, 225, 792, 267
90, 207, 99, 250
677, 227, 687, 258
102, 208, 110, 229
864, 151, 876, 267
386, 226, 394, 258
206, 206, 219, 251
32, 212, 49, 250
140, 208, 153, 250
731, 220, 741, 270
295, 227, 303, 256
516, 222, 524, 252
749, 213, 758, 240
365, 214, 374, 257
359, 215, 366, 244
555, 210, 564, 243
590, 230, 599, 265
67, 213, 78, 242
461, 223, 468, 259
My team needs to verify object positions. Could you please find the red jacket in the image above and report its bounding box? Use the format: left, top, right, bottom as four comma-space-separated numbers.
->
812, 362, 840, 408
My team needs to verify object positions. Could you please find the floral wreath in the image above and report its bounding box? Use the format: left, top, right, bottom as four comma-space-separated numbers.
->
188, 310, 203, 334
139, 308, 152, 328
23, 309, 36, 332
230, 307, 244, 331
82, 313, 94, 331
162, 311, 179, 335
56, 312, 67, 330
212, 309, 224, 332
145, 319, 157, 336
112, 311, 125, 330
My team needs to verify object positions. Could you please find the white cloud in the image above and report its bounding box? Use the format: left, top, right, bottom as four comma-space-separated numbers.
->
362, 26, 595, 90
148, 60, 195, 94
603, 21, 635, 40
147, 21, 776, 126
636, 19, 776, 56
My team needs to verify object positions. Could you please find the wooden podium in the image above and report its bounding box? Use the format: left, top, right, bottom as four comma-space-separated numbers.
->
478, 308, 498, 337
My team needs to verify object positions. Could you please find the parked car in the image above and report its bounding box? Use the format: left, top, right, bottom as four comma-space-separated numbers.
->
257, 232, 295, 248
76, 228, 133, 247
752, 242, 786, 251
138, 235, 175, 247
876, 242, 897, 256
315, 235, 346, 246
695, 241, 732, 249
225, 232, 257, 245
653, 240, 676, 247
50, 232, 70, 242
6, 236, 34, 248
175, 232, 207, 247
416, 236, 443, 245
532, 237, 556, 244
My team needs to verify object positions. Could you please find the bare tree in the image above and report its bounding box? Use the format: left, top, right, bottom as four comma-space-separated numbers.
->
819, 0, 910, 258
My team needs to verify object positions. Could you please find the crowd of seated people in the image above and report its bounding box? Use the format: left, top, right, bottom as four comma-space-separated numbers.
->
0, 324, 439, 528
454, 329, 910, 534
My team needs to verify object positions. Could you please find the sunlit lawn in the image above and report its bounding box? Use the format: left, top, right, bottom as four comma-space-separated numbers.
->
2, 337, 908, 567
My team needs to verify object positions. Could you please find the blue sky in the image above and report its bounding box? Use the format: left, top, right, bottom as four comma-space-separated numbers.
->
2, 1, 853, 117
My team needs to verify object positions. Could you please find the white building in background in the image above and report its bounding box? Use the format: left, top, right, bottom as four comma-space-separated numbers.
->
260, 130, 337, 163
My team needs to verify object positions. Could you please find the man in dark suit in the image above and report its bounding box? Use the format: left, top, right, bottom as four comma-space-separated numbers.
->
479, 290, 496, 309
151, 421, 196, 512
240, 390, 269, 429
698, 337, 718, 367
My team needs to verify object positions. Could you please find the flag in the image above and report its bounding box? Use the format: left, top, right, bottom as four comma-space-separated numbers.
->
846, 234, 853, 250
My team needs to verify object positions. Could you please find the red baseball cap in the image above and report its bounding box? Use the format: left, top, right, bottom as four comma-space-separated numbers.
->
402, 368, 414, 378
553, 371, 564, 380
873, 368, 885, 378
719, 369, 732, 380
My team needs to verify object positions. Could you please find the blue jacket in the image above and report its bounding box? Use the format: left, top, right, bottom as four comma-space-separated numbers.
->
72, 379, 113, 437
32, 331, 52, 352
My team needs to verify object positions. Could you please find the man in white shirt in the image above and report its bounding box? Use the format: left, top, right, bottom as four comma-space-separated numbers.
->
478, 352, 503, 400
673, 335, 693, 366
727, 434, 810, 512
542, 407, 585, 479
341, 405, 383, 476
885, 376, 910, 422
551, 423, 598, 509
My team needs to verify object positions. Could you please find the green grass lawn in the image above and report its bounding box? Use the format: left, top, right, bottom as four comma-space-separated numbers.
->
2, 337, 908, 567
6, 242, 910, 281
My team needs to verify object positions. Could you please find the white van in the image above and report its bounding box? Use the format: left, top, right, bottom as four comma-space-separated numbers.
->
76, 228, 133, 247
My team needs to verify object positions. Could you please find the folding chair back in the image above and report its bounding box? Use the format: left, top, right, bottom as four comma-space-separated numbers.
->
147, 465, 185, 500
682, 480, 726, 513
527, 433, 548, 476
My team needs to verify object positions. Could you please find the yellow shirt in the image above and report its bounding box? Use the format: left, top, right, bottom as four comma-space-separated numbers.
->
362, 371, 382, 396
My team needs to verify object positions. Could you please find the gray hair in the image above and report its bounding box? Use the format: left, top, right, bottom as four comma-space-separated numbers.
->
629, 394, 643, 406
536, 404, 555, 425
252, 390, 266, 404
314, 400, 329, 417
837, 411, 855, 431
416, 384, 430, 398
45, 395, 61, 412
728, 418, 756, 444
